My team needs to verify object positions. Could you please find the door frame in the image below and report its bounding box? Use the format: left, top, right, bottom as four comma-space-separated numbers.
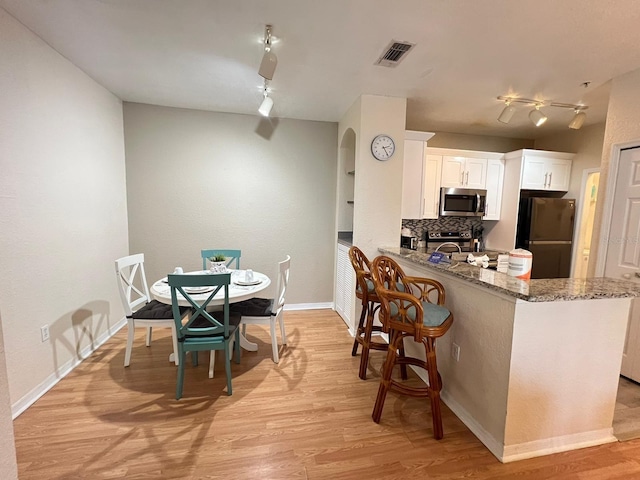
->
571, 167, 600, 277
595, 140, 640, 275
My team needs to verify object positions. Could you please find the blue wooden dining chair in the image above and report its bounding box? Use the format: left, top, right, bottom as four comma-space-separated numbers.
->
168, 272, 241, 399
201, 249, 241, 270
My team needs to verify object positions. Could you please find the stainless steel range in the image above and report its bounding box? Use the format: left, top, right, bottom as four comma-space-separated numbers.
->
426, 230, 474, 253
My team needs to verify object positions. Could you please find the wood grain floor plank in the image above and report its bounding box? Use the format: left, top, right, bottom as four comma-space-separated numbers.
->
12, 309, 640, 479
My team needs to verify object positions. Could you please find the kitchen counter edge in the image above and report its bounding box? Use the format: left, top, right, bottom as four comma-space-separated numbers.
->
379, 246, 640, 303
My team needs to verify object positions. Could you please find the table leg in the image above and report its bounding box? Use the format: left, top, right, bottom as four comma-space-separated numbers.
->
240, 331, 258, 351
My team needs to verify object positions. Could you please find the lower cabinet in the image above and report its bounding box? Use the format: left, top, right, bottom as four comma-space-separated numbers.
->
335, 243, 353, 330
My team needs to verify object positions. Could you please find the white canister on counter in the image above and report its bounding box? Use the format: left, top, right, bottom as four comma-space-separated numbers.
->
507, 249, 533, 280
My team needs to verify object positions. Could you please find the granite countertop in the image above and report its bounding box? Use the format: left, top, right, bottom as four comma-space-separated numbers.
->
379, 246, 640, 302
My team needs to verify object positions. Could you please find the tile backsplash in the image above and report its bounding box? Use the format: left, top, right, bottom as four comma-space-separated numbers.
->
402, 217, 483, 241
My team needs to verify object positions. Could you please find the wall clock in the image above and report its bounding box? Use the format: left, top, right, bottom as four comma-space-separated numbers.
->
371, 134, 395, 161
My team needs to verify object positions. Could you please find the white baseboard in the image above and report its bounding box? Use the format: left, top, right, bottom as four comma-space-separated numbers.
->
284, 302, 333, 311
409, 365, 505, 460
501, 428, 617, 463
410, 366, 617, 463
11, 318, 127, 419
440, 389, 506, 461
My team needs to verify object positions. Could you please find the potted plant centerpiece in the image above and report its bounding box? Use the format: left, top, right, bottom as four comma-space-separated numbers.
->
208, 254, 228, 273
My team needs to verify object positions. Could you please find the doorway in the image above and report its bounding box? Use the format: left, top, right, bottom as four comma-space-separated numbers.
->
572, 169, 600, 278
600, 143, 640, 440
599, 146, 640, 381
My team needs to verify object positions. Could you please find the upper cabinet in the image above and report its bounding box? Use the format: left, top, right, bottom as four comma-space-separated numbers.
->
441, 156, 488, 189
423, 154, 443, 219
520, 153, 573, 191
402, 141, 506, 221
484, 158, 505, 221
428, 147, 505, 220
401, 131, 435, 219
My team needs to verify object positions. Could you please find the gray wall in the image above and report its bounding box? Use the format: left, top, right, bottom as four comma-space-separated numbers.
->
0, 7, 128, 414
123, 103, 338, 305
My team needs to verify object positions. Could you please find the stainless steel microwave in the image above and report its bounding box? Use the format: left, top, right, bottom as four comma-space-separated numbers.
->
440, 187, 487, 217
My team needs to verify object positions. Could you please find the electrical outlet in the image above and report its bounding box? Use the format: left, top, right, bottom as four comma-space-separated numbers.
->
41, 325, 50, 342
451, 343, 460, 362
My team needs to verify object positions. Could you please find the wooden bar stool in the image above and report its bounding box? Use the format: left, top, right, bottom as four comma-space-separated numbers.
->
348, 246, 388, 380
370, 255, 454, 440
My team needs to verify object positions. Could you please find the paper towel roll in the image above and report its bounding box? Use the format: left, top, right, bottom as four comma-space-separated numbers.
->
507, 249, 533, 280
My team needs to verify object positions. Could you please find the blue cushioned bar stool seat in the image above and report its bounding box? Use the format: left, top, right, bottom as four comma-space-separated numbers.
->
349, 246, 388, 380
370, 255, 454, 440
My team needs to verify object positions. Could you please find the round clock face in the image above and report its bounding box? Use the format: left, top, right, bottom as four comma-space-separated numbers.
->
371, 134, 395, 161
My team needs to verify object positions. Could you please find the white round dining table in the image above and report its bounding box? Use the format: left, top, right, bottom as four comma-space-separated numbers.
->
150, 269, 271, 352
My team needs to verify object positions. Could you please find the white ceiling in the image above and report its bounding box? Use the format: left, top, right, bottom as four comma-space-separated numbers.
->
4, 0, 640, 139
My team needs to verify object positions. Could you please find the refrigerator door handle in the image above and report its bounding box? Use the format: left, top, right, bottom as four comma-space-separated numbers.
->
528, 240, 573, 245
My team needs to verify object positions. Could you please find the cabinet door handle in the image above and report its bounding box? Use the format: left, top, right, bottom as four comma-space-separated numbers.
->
460, 172, 464, 185
548, 172, 552, 188
465, 171, 469, 185
544, 172, 549, 188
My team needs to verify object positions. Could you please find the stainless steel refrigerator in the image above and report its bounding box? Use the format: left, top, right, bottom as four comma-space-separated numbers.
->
516, 197, 576, 279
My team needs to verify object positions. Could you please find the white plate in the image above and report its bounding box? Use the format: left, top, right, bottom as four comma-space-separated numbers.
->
234, 279, 261, 286
183, 286, 214, 294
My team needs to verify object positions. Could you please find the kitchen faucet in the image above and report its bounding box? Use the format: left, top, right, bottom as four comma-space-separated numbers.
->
434, 242, 462, 254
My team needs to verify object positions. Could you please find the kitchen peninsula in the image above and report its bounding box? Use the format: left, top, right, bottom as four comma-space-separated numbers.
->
379, 246, 640, 463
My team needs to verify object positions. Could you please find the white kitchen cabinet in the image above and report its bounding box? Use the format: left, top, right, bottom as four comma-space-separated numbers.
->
521, 155, 572, 191
335, 242, 353, 330
484, 149, 575, 251
441, 156, 487, 189
423, 154, 442, 219
483, 158, 504, 220
401, 130, 435, 219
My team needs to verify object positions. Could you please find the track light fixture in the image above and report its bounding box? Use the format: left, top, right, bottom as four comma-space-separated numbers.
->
497, 96, 589, 129
258, 80, 273, 117
529, 105, 548, 127
497, 100, 516, 124
258, 25, 277, 80
568, 109, 587, 130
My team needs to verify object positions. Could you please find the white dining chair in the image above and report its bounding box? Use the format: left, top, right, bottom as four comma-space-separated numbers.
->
115, 253, 187, 367
231, 255, 291, 363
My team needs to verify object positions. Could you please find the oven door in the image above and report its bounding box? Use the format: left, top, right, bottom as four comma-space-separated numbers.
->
440, 188, 487, 217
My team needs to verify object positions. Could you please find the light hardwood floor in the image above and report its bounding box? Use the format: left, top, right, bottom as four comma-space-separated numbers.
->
13, 309, 640, 479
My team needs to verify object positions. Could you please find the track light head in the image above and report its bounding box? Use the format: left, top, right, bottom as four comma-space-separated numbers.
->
529, 106, 548, 127
497, 101, 516, 124
258, 25, 277, 80
259, 96, 273, 116
568, 109, 587, 130
259, 51, 277, 80
258, 84, 273, 117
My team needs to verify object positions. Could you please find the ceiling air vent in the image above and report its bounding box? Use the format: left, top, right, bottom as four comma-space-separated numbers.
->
375, 40, 415, 67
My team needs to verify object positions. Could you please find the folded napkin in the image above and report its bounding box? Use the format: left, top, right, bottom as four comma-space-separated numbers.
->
467, 253, 490, 268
